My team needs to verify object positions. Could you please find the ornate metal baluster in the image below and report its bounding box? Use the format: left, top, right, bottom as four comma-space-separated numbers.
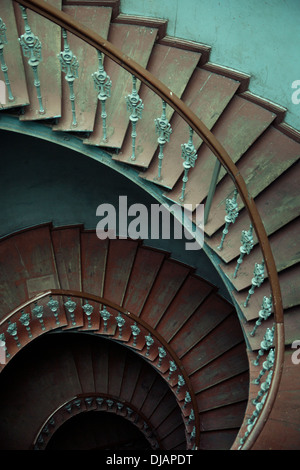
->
130, 322, 140, 346
253, 369, 273, 406
179, 127, 198, 202
244, 260, 265, 307
176, 375, 185, 394
100, 305, 111, 332
58, 28, 79, 127
217, 189, 239, 250
234, 224, 254, 277
92, 51, 112, 142
250, 295, 272, 336
154, 100, 172, 180
32, 302, 45, 330
83, 301, 94, 328
254, 348, 275, 384
106, 399, 114, 409
157, 346, 166, 368
47, 296, 60, 325
116, 312, 125, 339
19, 310, 32, 338
125, 75, 143, 161
0, 333, 9, 359
254, 326, 275, 366
85, 397, 93, 408
96, 397, 104, 408
188, 409, 195, 425
7, 322, 21, 347
183, 391, 191, 409
64, 297, 77, 326
0, 18, 14, 102
19, 6, 44, 114
145, 333, 154, 357
168, 360, 177, 380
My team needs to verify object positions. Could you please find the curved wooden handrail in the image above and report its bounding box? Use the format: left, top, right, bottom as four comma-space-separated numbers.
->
0, 288, 199, 449
12, 0, 285, 450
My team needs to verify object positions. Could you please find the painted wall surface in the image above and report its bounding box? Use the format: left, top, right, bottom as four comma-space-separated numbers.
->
121, 0, 300, 130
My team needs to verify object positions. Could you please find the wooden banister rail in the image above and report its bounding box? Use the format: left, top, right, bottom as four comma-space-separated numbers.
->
13, 0, 285, 450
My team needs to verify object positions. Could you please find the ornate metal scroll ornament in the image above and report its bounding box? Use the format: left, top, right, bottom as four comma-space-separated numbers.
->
0, 18, 14, 102
244, 260, 265, 307
234, 224, 254, 277
218, 188, 239, 250
180, 127, 198, 202
155, 100, 172, 180
92, 51, 112, 142
126, 75, 144, 161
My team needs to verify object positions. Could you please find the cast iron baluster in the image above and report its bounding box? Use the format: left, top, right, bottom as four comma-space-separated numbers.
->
0, 333, 9, 359
96, 397, 104, 408
117, 402, 124, 413
47, 296, 60, 325
168, 360, 177, 380
157, 346, 166, 368
92, 51, 112, 142
145, 333, 154, 357
19, 310, 32, 338
58, 28, 79, 127
176, 375, 185, 394
85, 397, 93, 408
244, 260, 265, 307
83, 301, 94, 328
100, 305, 111, 332
0, 18, 14, 102
253, 369, 273, 406
250, 295, 272, 336
179, 127, 198, 202
19, 6, 44, 114
234, 224, 254, 278
106, 399, 114, 409
65, 403, 72, 413
125, 75, 143, 161
64, 297, 77, 326
130, 321, 140, 346
183, 391, 191, 409
154, 100, 172, 180
74, 398, 81, 410
116, 312, 125, 338
7, 322, 21, 347
188, 409, 195, 425
218, 189, 239, 250
32, 302, 45, 330
254, 326, 275, 366
254, 348, 275, 384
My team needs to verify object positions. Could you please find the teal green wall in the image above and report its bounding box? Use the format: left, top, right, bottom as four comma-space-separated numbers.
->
121, 0, 300, 131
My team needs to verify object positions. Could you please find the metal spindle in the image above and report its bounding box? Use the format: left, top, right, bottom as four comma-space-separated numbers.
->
100, 305, 111, 332
183, 391, 191, 409
234, 224, 254, 277
116, 312, 125, 338
0, 333, 9, 359
145, 333, 154, 357
19, 6, 44, 114
83, 301, 94, 328
250, 295, 272, 336
47, 296, 60, 325
244, 260, 265, 307
32, 302, 45, 331
58, 28, 79, 126
92, 51, 112, 142
168, 360, 177, 380
179, 127, 198, 202
217, 188, 239, 250
254, 326, 275, 366
176, 375, 185, 394
126, 75, 143, 161
64, 297, 77, 326
254, 348, 275, 384
188, 409, 195, 425
19, 311, 32, 338
154, 100, 172, 180
253, 369, 273, 405
7, 322, 21, 347
130, 322, 140, 347
0, 18, 14, 102
157, 346, 166, 368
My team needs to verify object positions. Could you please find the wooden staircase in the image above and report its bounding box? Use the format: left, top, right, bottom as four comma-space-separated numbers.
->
0, 0, 299, 450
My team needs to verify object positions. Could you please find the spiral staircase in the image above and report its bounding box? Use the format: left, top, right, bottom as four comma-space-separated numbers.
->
0, 0, 299, 451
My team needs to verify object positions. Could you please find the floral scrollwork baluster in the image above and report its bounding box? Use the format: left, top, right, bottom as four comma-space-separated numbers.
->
19, 6, 44, 114
130, 322, 140, 347
47, 296, 60, 325
0, 18, 14, 102
100, 305, 111, 332
254, 326, 275, 366
92, 51, 112, 142
0, 333, 9, 360
116, 312, 125, 339
58, 28, 79, 127
7, 322, 21, 347
176, 375, 185, 394
19, 310, 32, 338
64, 297, 77, 326
154, 100, 172, 181
234, 224, 254, 278
83, 301, 94, 328
145, 333, 154, 357
168, 360, 177, 380
250, 295, 272, 336
244, 260, 265, 307
157, 346, 166, 368
179, 127, 197, 202
218, 189, 239, 250
125, 75, 144, 161
32, 302, 45, 331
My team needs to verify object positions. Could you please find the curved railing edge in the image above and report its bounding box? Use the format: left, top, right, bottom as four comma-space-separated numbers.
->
12, 0, 285, 450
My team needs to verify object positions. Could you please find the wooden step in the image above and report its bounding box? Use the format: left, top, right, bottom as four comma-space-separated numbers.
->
112, 44, 201, 167
84, 23, 157, 148
13, 0, 62, 121
204, 126, 300, 235
80, 231, 108, 297
164, 95, 276, 206
51, 226, 82, 291
141, 67, 240, 187
206, 161, 300, 263
0, 0, 29, 110
52, 5, 112, 132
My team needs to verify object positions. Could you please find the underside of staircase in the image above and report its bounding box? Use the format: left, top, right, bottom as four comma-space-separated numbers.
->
0, 0, 299, 451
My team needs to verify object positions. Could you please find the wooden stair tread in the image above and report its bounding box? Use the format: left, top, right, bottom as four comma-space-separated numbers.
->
141, 68, 240, 187
14, 0, 62, 121
84, 23, 157, 148
164, 95, 276, 206
206, 161, 300, 263
80, 232, 108, 297
112, 44, 201, 167
199, 401, 248, 431
52, 5, 112, 132
0, 0, 29, 109
222, 217, 300, 292
204, 126, 300, 235
51, 226, 82, 291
